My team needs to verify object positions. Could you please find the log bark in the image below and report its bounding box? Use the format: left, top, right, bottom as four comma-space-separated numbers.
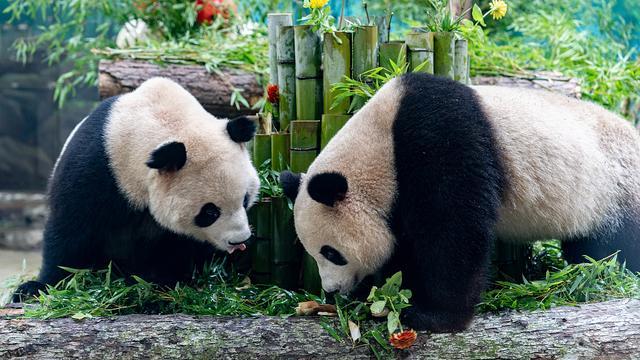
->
472, 71, 582, 98
2, 299, 640, 359
98, 60, 263, 118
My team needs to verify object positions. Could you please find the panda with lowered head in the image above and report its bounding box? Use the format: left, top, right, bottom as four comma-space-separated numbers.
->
13, 77, 259, 302
281, 73, 640, 332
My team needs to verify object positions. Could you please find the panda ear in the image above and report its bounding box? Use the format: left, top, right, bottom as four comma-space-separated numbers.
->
146, 141, 187, 172
307, 172, 348, 207
280, 171, 302, 203
227, 116, 257, 143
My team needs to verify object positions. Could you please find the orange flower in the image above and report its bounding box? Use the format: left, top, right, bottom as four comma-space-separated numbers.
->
267, 84, 279, 104
389, 329, 417, 350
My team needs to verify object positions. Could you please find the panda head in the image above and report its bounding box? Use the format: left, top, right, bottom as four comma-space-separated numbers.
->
281, 170, 395, 294
107, 78, 259, 254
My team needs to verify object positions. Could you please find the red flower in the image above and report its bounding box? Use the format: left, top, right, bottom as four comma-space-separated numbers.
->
267, 84, 279, 104
196, 0, 237, 24
389, 329, 417, 350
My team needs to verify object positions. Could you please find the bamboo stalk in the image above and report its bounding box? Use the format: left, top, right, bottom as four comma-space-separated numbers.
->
271, 263, 300, 290
277, 25, 296, 131
379, 41, 407, 71
271, 196, 300, 288
405, 31, 434, 74
351, 26, 378, 111
268, 13, 293, 85
373, 15, 389, 43
323, 32, 352, 115
302, 253, 322, 294
270, 133, 290, 172
294, 25, 323, 120
250, 198, 272, 280
434, 32, 456, 79
252, 134, 271, 169
290, 120, 319, 172
321, 114, 350, 149
454, 39, 470, 84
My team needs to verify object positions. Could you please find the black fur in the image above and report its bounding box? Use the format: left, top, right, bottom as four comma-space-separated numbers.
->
227, 116, 257, 143
13, 97, 219, 302
280, 170, 301, 202
307, 172, 348, 207
146, 141, 187, 171
388, 73, 506, 332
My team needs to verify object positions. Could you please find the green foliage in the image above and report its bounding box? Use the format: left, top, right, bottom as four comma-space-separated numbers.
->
366, 272, 412, 334
470, 0, 640, 118
24, 260, 322, 320
479, 253, 640, 312
257, 159, 284, 199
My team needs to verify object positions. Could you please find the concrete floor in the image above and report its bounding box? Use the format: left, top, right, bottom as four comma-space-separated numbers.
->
0, 249, 41, 284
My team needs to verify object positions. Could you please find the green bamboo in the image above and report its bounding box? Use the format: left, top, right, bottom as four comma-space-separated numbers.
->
434, 32, 456, 79
270, 133, 290, 172
250, 199, 272, 278
351, 26, 378, 111
277, 25, 296, 131
322, 31, 351, 115
252, 134, 271, 168
492, 241, 532, 283
290, 120, 320, 149
379, 41, 406, 71
271, 263, 300, 289
321, 114, 350, 149
271, 196, 299, 265
268, 13, 293, 85
302, 252, 322, 294
405, 31, 434, 74
454, 39, 470, 84
294, 25, 322, 120
374, 15, 389, 44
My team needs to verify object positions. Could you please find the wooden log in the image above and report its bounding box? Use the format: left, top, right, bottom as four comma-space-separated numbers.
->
277, 25, 296, 131
268, 13, 293, 85
294, 25, 323, 121
433, 32, 456, 79
323, 32, 352, 115
98, 60, 262, 118
453, 39, 469, 84
405, 31, 434, 74
2, 299, 640, 358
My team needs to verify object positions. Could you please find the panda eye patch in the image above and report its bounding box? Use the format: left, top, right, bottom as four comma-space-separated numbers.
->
320, 245, 348, 266
195, 203, 220, 227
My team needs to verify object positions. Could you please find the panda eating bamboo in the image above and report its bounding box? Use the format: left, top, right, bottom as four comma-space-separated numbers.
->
281, 73, 640, 332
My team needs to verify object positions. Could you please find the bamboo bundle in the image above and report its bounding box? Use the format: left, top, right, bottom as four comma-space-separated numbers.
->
379, 41, 407, 71
321, 114, 350, 149
268, 13, 293, 84
249, 198, 272, 284
277, 26, 296, 131
454, 39, 470, 84
270, 133, 290, 172
294, 25, 323, 120
290, 120, 320, 173
270, 196, 300, 289
405, 31, 434, 74
351, 26, 378, 111
434, 32, 456, 79
323, 32, 352, 115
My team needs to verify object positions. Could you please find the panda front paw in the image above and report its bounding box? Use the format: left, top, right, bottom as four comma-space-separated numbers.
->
401, 306, 473, 333
12, 280, 47, 303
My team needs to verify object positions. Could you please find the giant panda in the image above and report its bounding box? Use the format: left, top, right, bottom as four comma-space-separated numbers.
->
13, 77, 259, 302
281, 73, 640, 332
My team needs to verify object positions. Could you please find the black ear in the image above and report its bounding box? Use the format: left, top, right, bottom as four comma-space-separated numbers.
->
307, 172, 348, 207
227, 116, 257, 143
146, 141, 187, 171
280, 171, 302, 202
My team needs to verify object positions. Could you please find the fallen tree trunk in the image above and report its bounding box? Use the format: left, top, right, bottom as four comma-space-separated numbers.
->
98, 60, 263, 118
1, 299, 639, 359
472, 71, 581, 98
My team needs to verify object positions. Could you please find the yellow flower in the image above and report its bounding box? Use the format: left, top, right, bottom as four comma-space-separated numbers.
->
490, 0, 508, 20
309, 0, 329, 9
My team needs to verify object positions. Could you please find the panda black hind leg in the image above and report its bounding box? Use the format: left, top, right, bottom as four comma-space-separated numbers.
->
392, 74, 506, 332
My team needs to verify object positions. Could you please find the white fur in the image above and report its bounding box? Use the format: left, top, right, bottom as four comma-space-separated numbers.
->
104, 77, 259, 252
52, 116, 88, 176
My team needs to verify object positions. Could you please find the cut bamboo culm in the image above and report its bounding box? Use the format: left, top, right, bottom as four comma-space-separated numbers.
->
270, 196, 300, 289
249, 198, 272, 284
379, 41, 407, 71
405, 31, 434, 74
294, 25, 323, 120
323, 32, 352, 115
277, 25, 296, 131
268, 13, 293, 85
321, 114, 351, 149
351, 26, 378, 111
454, 38, 470, 84
434, 32, 456, 79
270, 133, 290, 172
290, 120, 320, 173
